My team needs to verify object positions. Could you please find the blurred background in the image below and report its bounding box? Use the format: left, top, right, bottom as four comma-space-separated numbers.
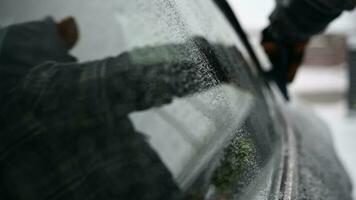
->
1, 0, 355, 198
228, 0, 356, 199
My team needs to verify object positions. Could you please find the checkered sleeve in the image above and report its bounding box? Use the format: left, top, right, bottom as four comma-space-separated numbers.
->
17, 50, 210, 118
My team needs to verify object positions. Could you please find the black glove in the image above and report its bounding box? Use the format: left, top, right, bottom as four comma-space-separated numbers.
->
261, 27, 308, 100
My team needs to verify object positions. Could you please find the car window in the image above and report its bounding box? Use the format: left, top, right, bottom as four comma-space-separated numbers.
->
114, 0, 286, 198
0, 0, 286, 199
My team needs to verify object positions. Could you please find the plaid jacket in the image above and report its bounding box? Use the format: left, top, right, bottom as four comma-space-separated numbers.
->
0, 19, 221, 200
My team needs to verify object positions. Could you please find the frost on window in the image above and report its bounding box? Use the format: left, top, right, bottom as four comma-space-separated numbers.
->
118, 0, 285, 199
0, 0, 285, 199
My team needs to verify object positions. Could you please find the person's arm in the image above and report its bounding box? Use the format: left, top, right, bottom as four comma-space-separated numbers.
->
261, 0, 356, 99
268, 0, 356, 43
16, 49, 214, 118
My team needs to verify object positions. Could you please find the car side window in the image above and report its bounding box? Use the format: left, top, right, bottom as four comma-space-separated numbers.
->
113, 0, 286, 198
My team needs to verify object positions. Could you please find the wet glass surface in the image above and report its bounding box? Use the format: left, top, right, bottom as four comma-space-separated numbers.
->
0, 0, 286, 199
111, 0, 286, 198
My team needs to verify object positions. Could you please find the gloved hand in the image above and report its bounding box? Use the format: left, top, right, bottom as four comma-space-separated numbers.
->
261, 27, 308, 100
56, 17, 79, 49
